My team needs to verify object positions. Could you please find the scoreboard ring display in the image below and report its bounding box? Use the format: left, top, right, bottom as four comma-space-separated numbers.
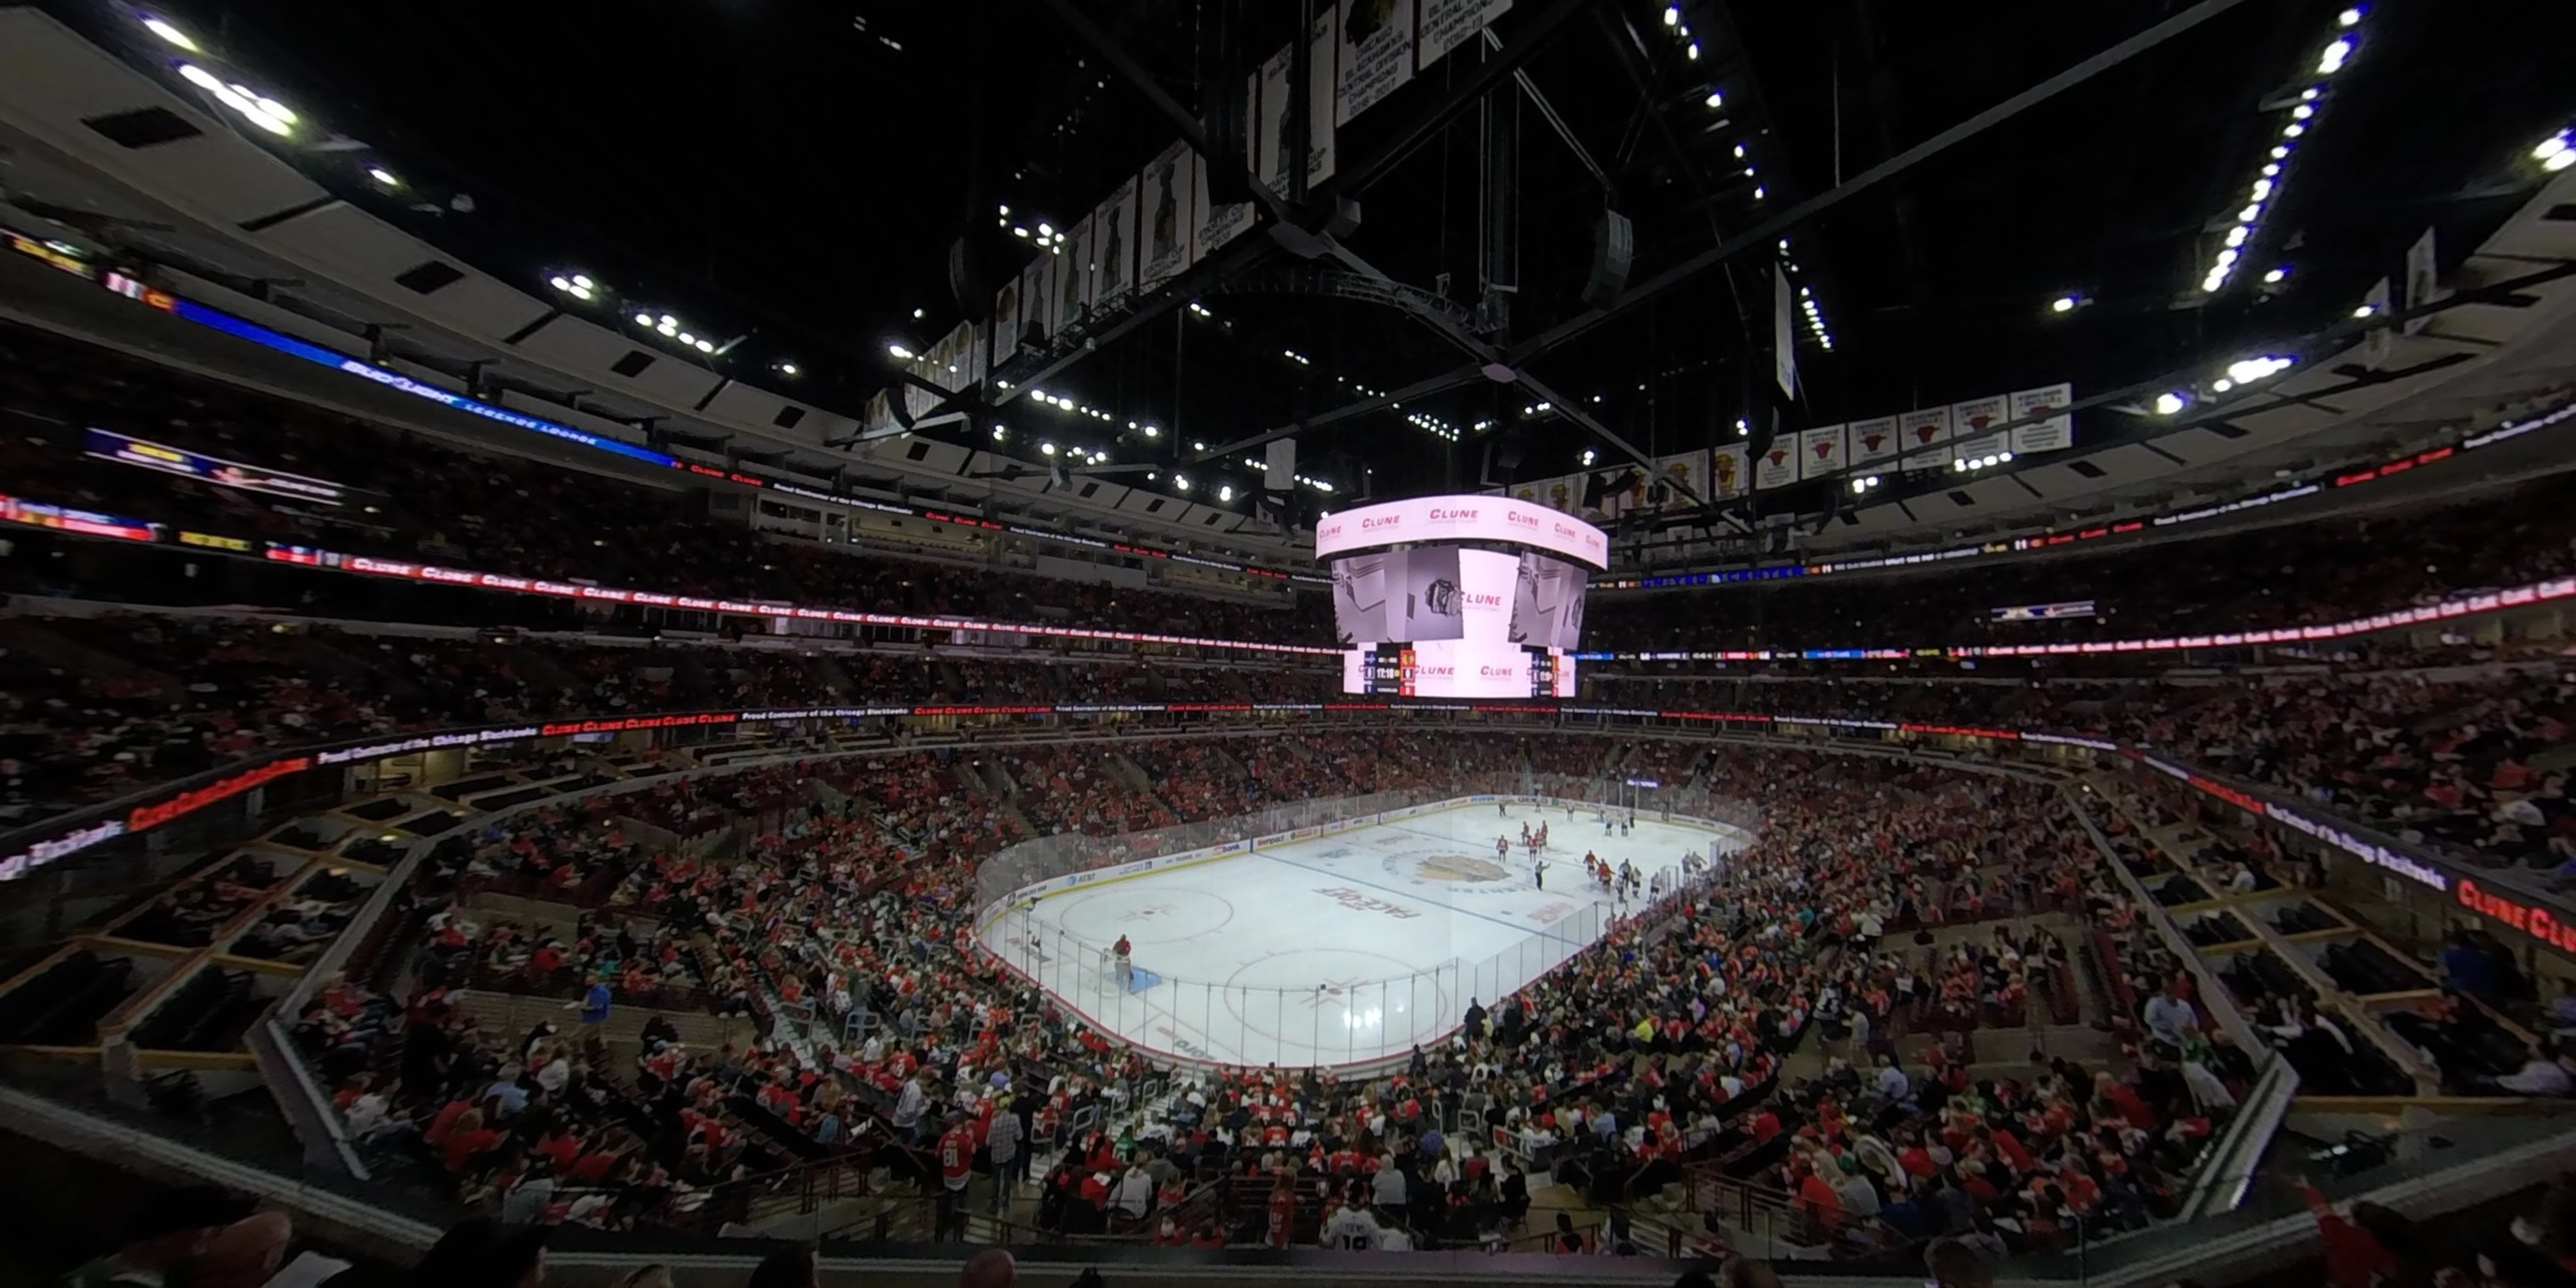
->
1318, 495, 1607, 700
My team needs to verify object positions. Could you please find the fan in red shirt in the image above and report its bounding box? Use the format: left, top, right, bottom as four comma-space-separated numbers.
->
1266, 1174, 1299, 1249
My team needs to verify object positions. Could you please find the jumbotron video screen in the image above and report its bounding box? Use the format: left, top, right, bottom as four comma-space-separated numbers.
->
1319, 497, 1600, 699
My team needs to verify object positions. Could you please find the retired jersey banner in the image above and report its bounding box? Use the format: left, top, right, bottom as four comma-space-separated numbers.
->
1797, 425, 1846, 480
1138, 142, 1193, 293
1849, 415, 1899, 469
1337, 0, 1415, 125
1753, 438, 1799, 491
2008, 383, 2074, 454
1708, 444, 1750, 500
1951, 394, 2010, 462
1418, 0, 1509, 66
1089, 178, 1141, 310
1898, 407, 1952, 470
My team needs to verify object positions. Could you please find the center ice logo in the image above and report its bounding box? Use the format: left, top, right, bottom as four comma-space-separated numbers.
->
1414, 853, 1507, 883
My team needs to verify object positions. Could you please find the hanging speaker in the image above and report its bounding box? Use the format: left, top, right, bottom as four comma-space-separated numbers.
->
1581, 210, 1635, 309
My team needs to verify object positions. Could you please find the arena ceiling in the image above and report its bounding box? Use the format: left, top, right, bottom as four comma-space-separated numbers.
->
15, 0, 2575, 553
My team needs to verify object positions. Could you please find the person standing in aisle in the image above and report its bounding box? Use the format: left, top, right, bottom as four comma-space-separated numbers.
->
985, 1096, 1023, 1215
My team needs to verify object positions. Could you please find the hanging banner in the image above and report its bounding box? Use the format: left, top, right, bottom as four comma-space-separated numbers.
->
1419, 0, 1511, 67
1848, 415, 1899, 469
1950, 394, 2011, 462
1193, 75, 1260, 262
1336, 0, 1416, 125
1797, 425, 1846, 480
1257, 43, 1295, 197
1089, 178, 1141, 312
1898, 407, 1952, 471
1138, 142, 1193, 294
1017, 255, 1052, 351
1753, 439, 1799, 490
2401, 226, 2441, 337
1774, 266, 1797, 397
992, 273, 1023, 366
2362, 277, 2393, 369
1708, 444, 1749, 500
1652, 449, 1709, 510
1307, 9, 1340, 185
2007, 383, 2074, 454
1056, 214, 1093, 333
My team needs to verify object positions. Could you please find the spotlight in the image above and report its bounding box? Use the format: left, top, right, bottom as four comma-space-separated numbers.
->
888, 344, 914, 358
1218, 485, 1235, 502
2050, 295, 2079, 314
1663, 6, 1678, 25
1041, 442, 1058, 456
2352, 304, 2377, 319
2153, 391, 2187, 415
367, 166, 402, 187
1706, 92, 1724, 108
2318, 37, 2352, 75
2338, 6, 2362, 25
634, 312, 654, 326
2262, 267, 2288, 285
141, 16, 199, 52
776, 362, 799, 377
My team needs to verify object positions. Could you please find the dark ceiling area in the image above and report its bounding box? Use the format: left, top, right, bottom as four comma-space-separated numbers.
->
86, 0, 2573, 528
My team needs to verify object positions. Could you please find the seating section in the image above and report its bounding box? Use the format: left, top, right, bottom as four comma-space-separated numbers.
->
129, 969, 264, 1052
0, 952, 137, 1046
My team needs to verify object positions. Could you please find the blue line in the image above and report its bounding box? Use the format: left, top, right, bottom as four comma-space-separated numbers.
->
1250, 836, 1582, 943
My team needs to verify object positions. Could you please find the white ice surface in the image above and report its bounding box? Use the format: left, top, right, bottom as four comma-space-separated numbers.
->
980, 802, 1741, 1069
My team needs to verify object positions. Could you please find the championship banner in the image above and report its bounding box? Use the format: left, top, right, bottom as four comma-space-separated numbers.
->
1088, 178, 1141, 311
2362, 277, 2393, 369
1193, 79, 1259, 261
1138, 142, 1193, 293
1537, 475, 1581, 514
2402, 226, 2441, 337
991, 273, 1023, 365
1753, 438, 1799, 490
2007, 383, 2074, 454
1055, 214, 1093, 333
1018, 254, 1052, 349
1336, 0, 1415, 125
1418, 0, 1509, 66
1257, 42, 1294, 197
1708, 444, 1749, 500
1307, 9, 1340, 184
1950, 394, 2010, 462
1898, 407, 1951, 470
1257, 14, 1341, 195
1849, 415, 1899, 469
1796, 424, 1846, 480
1652, 449, 1708, 511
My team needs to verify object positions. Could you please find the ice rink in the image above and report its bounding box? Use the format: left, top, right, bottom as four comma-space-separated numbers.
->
980, 801, 1746, 1070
